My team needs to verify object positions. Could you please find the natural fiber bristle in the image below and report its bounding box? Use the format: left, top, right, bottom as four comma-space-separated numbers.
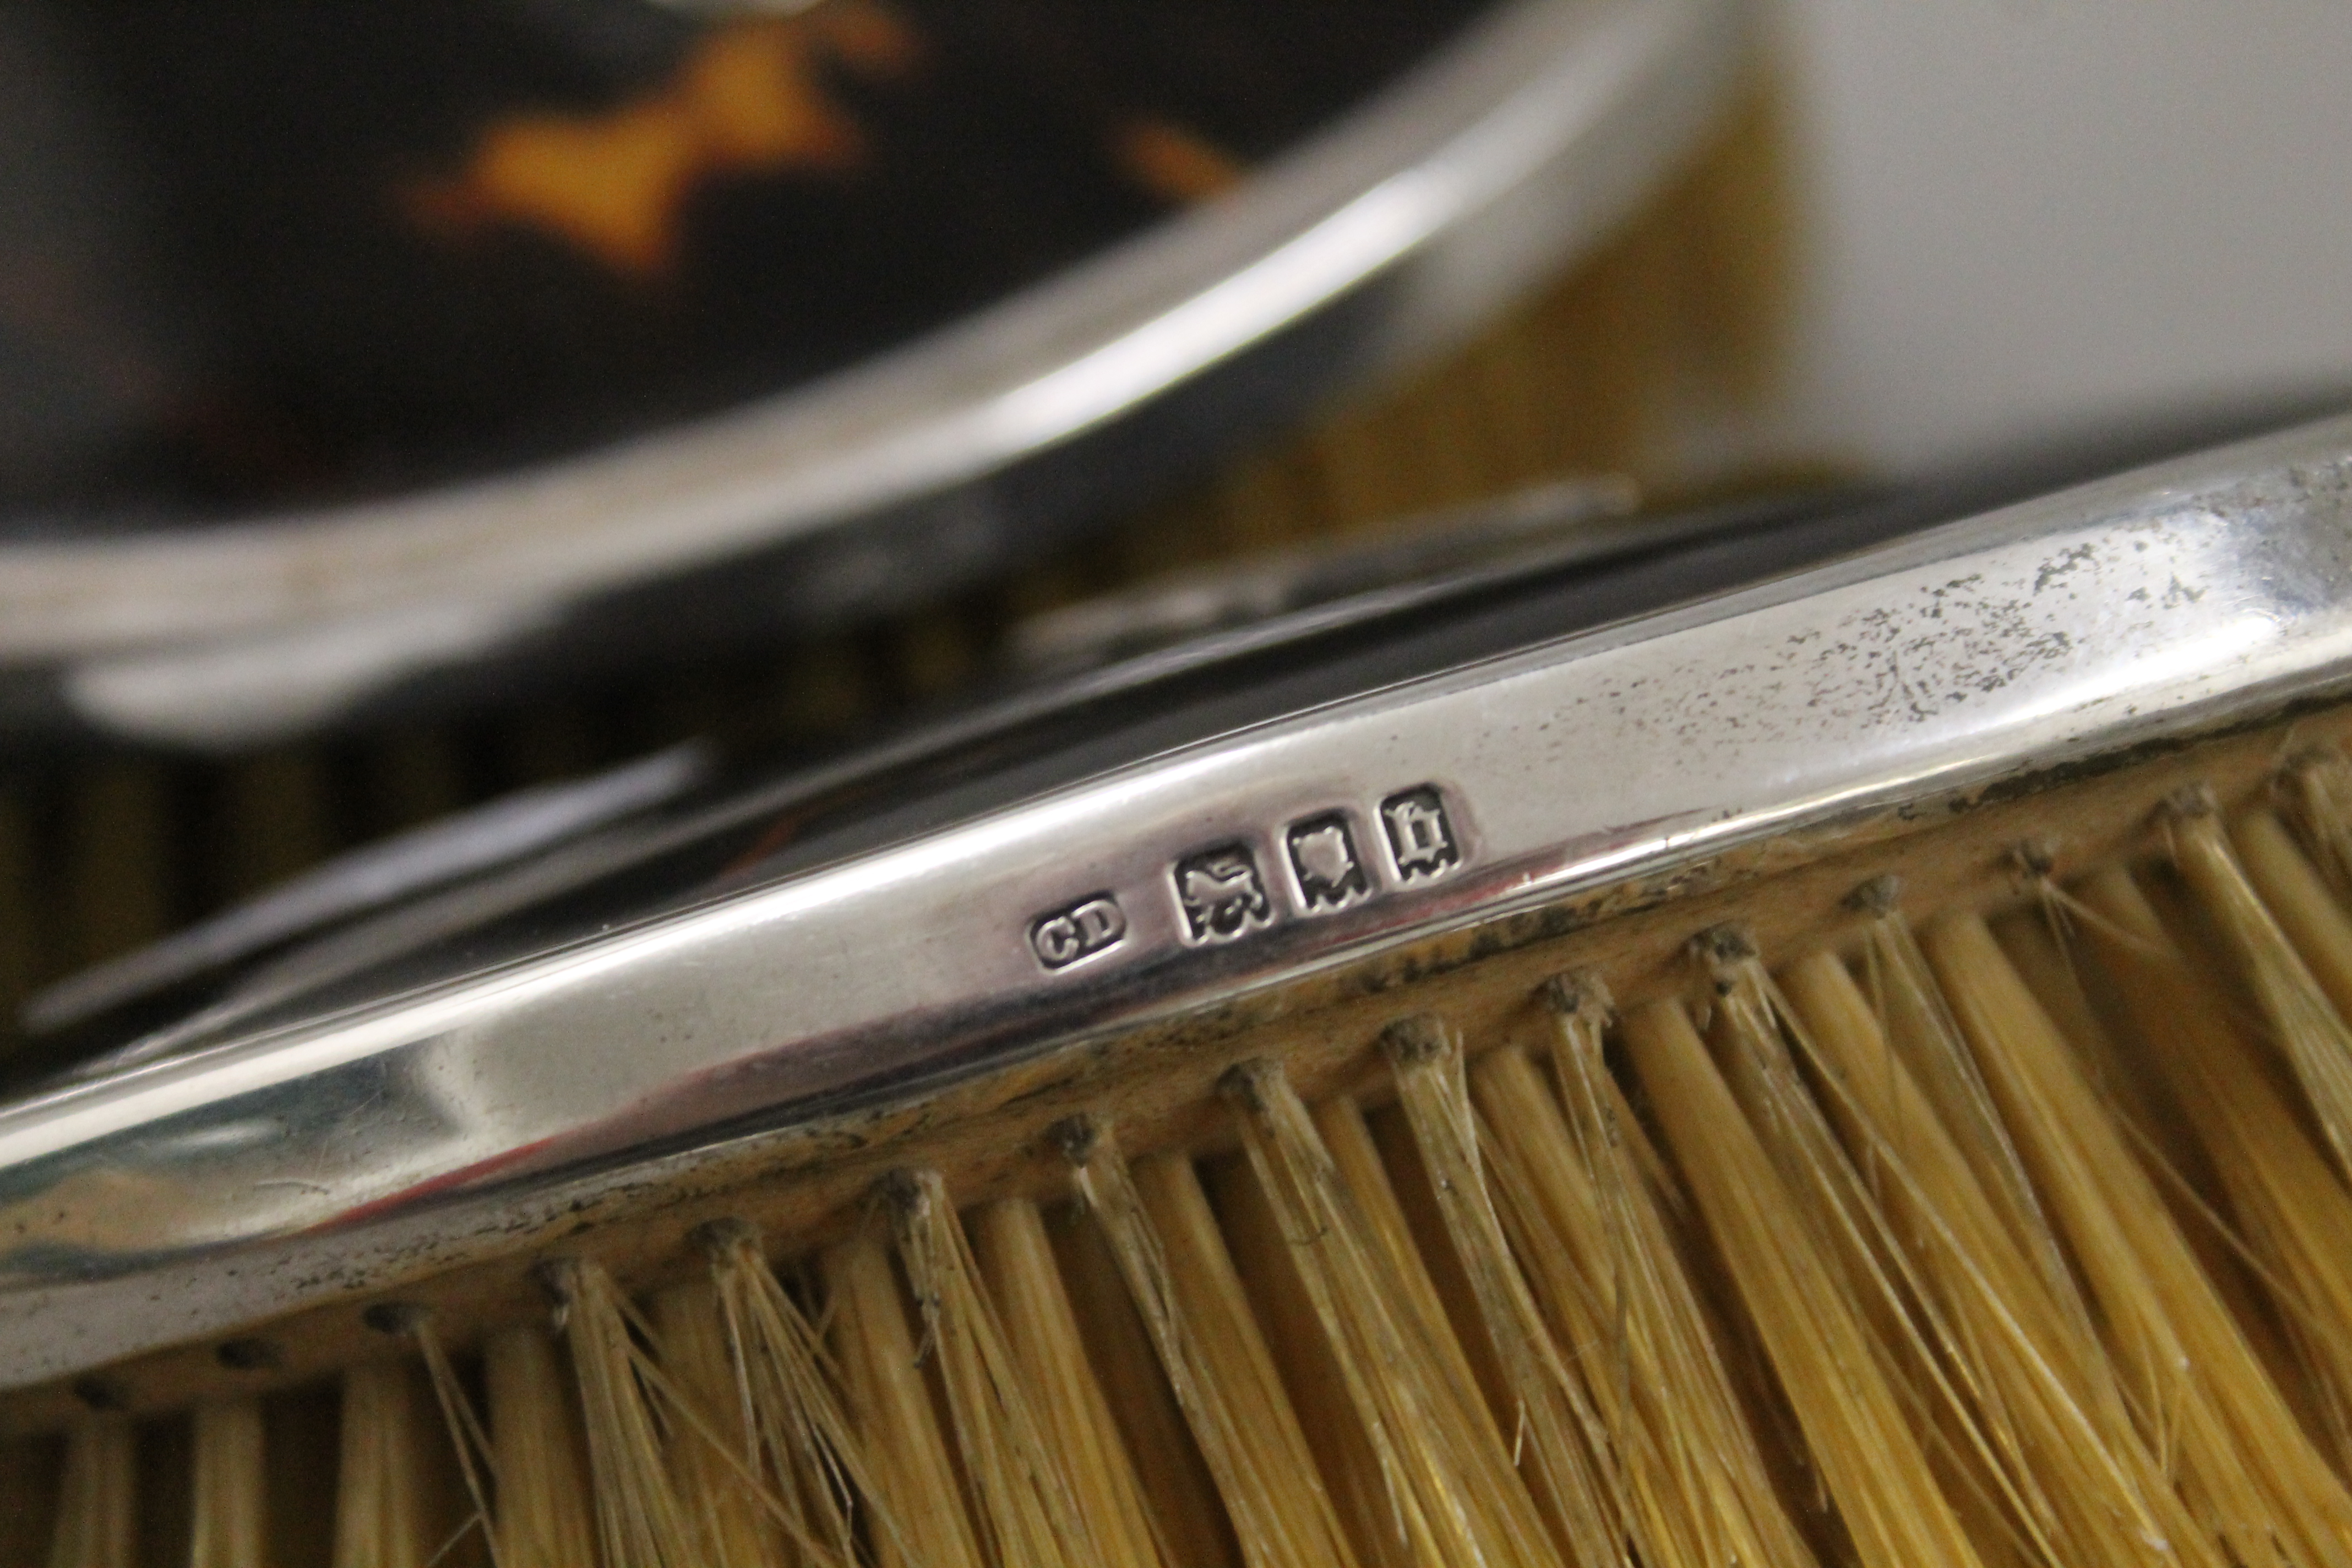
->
823, 1235, 984, 1568
1493, 1001, 1816, 1568
967, 1197, 1168, 1567
2073, 865, 2352, 1471
481, 1325, 598, 1568
1384, 1016, 1629, 1568
333, 1359, 468, 1568
1065, 1121, 1354, 1568
189, 1401, 268, 1568
2279, 746, 2352, 900
1041, 1194, 1238, 1568
1221, 1059, 1569, 1568
1922, 910, 2352, 1566
703, 1222, 890, 1568
47, 1418, 134, 1568
651, 1278, 791, 1568
885, 1169, 1101, 1566
552, 1257, 702, 1568
1620, 993, 1996, 1568
37, 755, 2352, 1568
1780, 937, 2218, 1568
2164, 799, 2352, 1179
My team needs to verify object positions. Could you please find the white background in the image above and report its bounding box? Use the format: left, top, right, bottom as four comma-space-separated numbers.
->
1763, 0, 2352, 467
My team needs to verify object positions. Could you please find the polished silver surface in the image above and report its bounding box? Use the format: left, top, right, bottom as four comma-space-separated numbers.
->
2, 0, 1745, 748
7, 415, 2352, 1387
1006, 476, 1639, 673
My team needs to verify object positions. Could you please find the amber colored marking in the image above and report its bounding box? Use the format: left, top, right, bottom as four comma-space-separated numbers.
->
1113, 120, 1246, 206
407, 4, 919, 279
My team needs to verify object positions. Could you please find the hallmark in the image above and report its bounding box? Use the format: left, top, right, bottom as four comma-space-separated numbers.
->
1030, 894, 1128, 970
1381, 786, 1460, 880
1174, 844, 1273, 942
1287, 813, 1369, 912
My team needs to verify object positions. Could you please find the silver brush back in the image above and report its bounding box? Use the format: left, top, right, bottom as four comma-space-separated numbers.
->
8, 409, 2352, 1406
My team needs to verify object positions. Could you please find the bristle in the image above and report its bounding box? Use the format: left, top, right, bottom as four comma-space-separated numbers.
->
2279, 747, 2352, 900
48, 1417, 135, 1568
545, 1258, 699, 1568
2233, 805, 2352, 1058
967, 1199, 1168, 1566
333, 1361, 443, 1568
482, 1325, 600, 1568
2073, 864, 2352, 1468
1990, 894, 2326, 1409
821, 1235, 986, 1568
649, 1280, 789, 1568
1696, 932, 2030, 1565
703, 1221, 885, 1568
1217, 1058, 1569, 1568
1041, 1198, 1239, 1568
1381, 1015, 1630, 1568
1780, 942, 2220, 1568
1060, 1117, 1357, 1568
1206, 1144, 1407, 1567
1618, 995, 1996, 1568
387, 1306, 499, 1568
2165, 792, 2352, 1179
1921, 910, 2352, 1566
882, 1169, 1100, 1566
1312, 1093, 1509, 1450
1850, 898, 2079, 1322
189, 1401, 268, 1568
1493, 990, 1818, 1568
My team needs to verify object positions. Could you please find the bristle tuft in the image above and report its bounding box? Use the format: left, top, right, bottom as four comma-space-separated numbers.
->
334, 1360, 448, 1568
1069, 1119, 1359, 1568
189, 1401, 268, 1568
556, 1257, 701, 1568
48, 1417, 135, 1568
2164, 793, 2352, 1179
968, 1197, 1170, 1566
704, 1218, 890, 1567
888, 1168, 1099, 1567
1224, 1057, 1570, 1568
1384, 1014, 1631, 1568
823, 1235, 986, 1568
1620, 992, 1996, 1568
2278, 745, 2352, 899
1925, 908, 2352, 1566
483, 1324, 598, 1568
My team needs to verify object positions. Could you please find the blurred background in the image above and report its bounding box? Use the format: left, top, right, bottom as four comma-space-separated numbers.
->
2, 0, 2350, 1079
1759, 0, 2352, 472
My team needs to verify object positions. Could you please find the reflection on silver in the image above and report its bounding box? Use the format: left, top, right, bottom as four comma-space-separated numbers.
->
5, 0, 1746, 746
7, 414, 2352, 1389
1008, 476, 1637, 673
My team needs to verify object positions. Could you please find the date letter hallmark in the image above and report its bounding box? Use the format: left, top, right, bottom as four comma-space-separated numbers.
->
1287, 813, 1368, 912
1381, 786, 1460, 881
1174, 844, 1273, 943
1030, 894, 1128, 970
